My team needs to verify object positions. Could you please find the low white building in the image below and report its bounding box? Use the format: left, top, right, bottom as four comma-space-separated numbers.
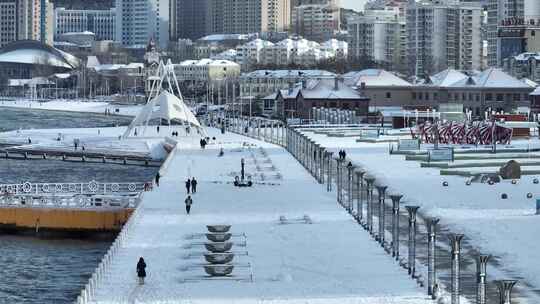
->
174, 59, 240, 83
239, 69, 336, 99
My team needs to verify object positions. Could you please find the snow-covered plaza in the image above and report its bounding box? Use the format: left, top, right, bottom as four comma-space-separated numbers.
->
83, 128, 433, 304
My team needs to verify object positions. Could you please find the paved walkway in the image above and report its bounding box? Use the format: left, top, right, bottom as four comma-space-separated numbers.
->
90, 129, 431, 303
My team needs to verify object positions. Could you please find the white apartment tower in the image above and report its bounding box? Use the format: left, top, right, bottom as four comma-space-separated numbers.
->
115, 0, 169, 49
406, 0, 483, 76
347, 7, 407, 73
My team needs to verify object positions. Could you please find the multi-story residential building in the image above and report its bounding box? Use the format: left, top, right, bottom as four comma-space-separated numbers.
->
234, 37, 347, 69
292, 0, 340, 42
54, 8, 116, 41
406, 0, 483, 77
236, 38, 275, 68
503, 52, 540, 82
174, 58, 240, 83
209, 0, 291, 35
487, 0, 540, 67
174, 0, 210, 40
347, 7, 406, 74
0, 0, 53, 47
0, 0, 18, 47
173, 0, 290, 40
115, 0, 169, 49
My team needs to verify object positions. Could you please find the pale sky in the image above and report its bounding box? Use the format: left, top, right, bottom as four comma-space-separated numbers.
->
341, 0, 367, 12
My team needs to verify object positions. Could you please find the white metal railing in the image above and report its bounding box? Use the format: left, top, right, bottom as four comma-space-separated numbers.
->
0, 193, 142, 210
0, 181, 149, 196
211, 116, 286, 147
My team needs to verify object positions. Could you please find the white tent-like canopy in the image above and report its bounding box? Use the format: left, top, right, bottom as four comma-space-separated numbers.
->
123, 60, 205, 138
133, 91, 200, 127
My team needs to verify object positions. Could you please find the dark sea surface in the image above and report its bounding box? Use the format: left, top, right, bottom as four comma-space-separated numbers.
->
0, 107, 156, 303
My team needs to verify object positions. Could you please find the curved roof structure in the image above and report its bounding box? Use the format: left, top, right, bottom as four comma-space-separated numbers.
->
0, 40, 80, 69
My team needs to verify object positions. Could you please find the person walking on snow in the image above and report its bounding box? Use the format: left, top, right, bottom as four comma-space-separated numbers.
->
191, 178, 197, 193
185, 179, 191, 194
136, 257, 146, 285
185, 195, 193, 214
155, 172, 160, 187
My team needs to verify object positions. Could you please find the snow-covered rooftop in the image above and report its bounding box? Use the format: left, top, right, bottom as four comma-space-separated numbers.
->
343, 69, 411, 87
241, 70, 336, 79
178, 58, 239, 67
450, 68, 535, 88
238, 38, 274, 49
420, 68, 534, 89
277, 79, 366, 100
0, 40, 79, 69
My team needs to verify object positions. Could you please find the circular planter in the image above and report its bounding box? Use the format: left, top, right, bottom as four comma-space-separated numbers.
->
204, 253, 235, 264
204, 242, 233, 253
207, 225, 231, 233
204, 264, 234, 276
206, 233, 232, 242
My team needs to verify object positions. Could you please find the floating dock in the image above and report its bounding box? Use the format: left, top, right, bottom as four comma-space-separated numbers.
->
0, 207, 134, 232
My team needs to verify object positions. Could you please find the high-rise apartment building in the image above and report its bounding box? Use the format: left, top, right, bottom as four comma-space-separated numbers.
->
172, 0, 290, 41
115, 0, 169, 49
0, 0, 53, 47
406, 0, 483, 76
0, 0, 18, 47
488, 0, 540, 67
347, 7, 406, 73
210, 0, 291, 35
54, 8, 116, 40
173, 0, 210, 40
292, 0, 340, 42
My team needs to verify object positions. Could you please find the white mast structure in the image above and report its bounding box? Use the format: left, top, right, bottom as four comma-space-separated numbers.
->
122, 59, 206, 139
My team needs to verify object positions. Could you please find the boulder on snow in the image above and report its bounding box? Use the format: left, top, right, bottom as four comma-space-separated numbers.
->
499, 160, 521, 180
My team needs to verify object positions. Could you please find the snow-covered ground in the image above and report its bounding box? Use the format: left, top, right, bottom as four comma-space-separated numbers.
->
301, 128, 540, 302
0, 99, 142, 117
88, 128, 434, 304
0, 126, 191, 160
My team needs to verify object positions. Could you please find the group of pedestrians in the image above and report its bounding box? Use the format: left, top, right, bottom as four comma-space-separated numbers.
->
338, 149, 347, 160
184, 177, 197, 215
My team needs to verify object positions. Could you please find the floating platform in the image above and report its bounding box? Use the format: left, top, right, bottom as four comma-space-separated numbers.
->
0, 207, 134, 233
0, 149, 161, 167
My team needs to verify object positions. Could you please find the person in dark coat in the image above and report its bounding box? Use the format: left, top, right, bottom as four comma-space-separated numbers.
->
191, 178, 197, 193
136, 257, 146, 285
185, 179, 191, 194
185, 195, 193, 214
155, 172, 160, 187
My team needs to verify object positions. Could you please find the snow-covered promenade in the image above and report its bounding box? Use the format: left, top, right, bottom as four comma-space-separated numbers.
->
83, 128, 431, 304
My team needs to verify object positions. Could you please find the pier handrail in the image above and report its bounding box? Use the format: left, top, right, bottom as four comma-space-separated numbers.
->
0, 181, 147, 196
0, 192, 143, 210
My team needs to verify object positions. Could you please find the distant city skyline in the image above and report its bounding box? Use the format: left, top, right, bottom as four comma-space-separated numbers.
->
341, 0, 366, 11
